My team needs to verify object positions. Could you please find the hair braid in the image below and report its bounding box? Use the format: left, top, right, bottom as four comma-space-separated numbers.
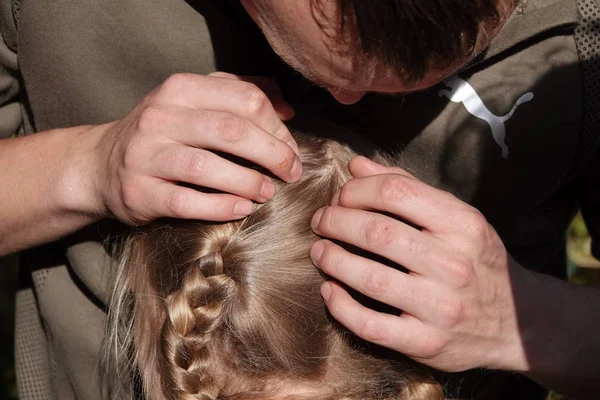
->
105, 133, 446, 400
162, 243, 238, 400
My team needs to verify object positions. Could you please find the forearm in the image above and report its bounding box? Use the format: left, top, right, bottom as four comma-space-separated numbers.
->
0, 125, 108, 256
508, 265, 600, 399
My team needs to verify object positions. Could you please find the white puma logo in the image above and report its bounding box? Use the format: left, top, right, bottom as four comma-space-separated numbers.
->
438, 76, 534, 158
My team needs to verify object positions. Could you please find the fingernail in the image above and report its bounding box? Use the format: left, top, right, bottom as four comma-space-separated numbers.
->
260, 178, 276, 200
311, 208, 325, 231
311, 241, 325, 263
331, 190, 340, 206
234, 200, 254, 216
290, 157, 303, 181
350, 156, 383, 177
321, 283, 332, 302
361, 157, 381, 170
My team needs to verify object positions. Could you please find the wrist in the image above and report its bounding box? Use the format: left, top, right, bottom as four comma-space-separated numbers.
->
484, 257, 532, 372
489, 260, 600, 384
514, 268, 573, 374
55, 123, 110, 219
488, 261, 571, 374
508, 268, 600, 397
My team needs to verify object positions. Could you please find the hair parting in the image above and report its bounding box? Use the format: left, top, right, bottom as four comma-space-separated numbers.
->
103, 134, 444, 400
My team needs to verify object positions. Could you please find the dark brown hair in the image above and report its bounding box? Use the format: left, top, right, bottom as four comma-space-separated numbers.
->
104, 135, 444, 400
338, 0, 503, 81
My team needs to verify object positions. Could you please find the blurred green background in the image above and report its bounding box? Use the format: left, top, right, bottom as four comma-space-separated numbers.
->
0, 214, 596, 400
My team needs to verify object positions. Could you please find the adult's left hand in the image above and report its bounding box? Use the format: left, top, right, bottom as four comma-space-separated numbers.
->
310, 156, 528, 373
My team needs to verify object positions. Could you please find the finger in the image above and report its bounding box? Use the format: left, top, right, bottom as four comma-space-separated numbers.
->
151, 145, 276, 203
333, 172, 468, 234
156, 73, 299, 155
209, 72, 296, 122
311, 206, 435, 275
206, 73, 299, 156
349, 156, 417, 179
322, 281, 433, 357
144, 106, 301, 183
191, 109, 301, 183
311, 240, 428, 316
151, 179, 254, 221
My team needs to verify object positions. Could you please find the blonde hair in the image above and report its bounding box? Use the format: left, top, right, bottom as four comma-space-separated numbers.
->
104, 134, 444, 400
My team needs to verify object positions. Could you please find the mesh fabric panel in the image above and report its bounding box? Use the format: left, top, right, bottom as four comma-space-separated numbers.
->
570, 0, 600, 180
15, 289, 52, 400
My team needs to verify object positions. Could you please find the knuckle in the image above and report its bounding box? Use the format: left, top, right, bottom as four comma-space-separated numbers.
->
215, 115, 248, 144
415, 333, 447, 359
136, 106, 168, 133
462, 208, 489, 236
241, 84, 269, 116
163, 73, 193, 93
378, 175, 410, 205
181, 152, 209, 179
210, 196, 232, 218
119, 181, 139, 212
399, 233, 418, 252
363, 268, 391, 297
121, 144, 141, 171
271, 119, 292, 142
166, 191, 188, 216
436, 297, 464, 327
443, 257, 474, 288
364, 219, 396, 248
358, 319, 385, 343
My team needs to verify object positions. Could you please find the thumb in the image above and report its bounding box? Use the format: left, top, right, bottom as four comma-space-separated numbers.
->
349, 156, 416, 179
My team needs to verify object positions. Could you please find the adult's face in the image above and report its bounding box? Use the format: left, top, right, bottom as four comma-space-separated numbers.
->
240, 0, 490, 104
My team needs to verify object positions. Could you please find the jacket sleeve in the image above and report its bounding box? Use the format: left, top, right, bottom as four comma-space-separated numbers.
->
577, 150, 600, 260
0, 0, 22, 139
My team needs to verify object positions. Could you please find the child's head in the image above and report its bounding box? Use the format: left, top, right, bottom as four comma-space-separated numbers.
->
106, 134, 443, 400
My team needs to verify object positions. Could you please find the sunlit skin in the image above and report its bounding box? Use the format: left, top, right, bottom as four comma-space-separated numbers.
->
229, 2, 600, 398
241, 0, 516, 104
3, 0, 599, 397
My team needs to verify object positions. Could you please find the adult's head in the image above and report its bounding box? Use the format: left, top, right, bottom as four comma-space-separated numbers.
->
240, 0, 517, 103
105, 134, 443, 400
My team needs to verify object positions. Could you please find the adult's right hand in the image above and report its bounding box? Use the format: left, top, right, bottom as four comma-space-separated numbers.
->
89, 72, 301, 225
